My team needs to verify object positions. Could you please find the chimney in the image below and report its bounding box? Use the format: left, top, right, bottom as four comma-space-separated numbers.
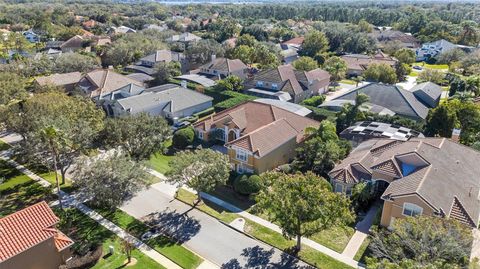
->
180, 80, 187, 88
451, 128, 461, 143
211, 54, 216, 62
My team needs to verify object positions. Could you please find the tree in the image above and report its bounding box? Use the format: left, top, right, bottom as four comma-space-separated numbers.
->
350, 182, 374, 213
255, 172, 353, 251
54, 53, 98, 73
215, 75, 244, 92
234, 174, 261, 195
352, 75, 364, 87
228, 45, 254, 65
302, 30, 329, 57
0, 72, 28, 105
154, 61, 181, 84
417, 69, 445, 84
292, 56, 318, 71
236, 34, 257, 47
100, 113, 171, 161
358, 19, 373, 33
186, 39, 225, 67
323, 56, 347, 89
363, 63, 397, 84
394, 48, 415, 65
367, 216, 472, 268
396, 63, 412, 82
74, 152, 150, 208
172, 126, 195, 150
14, 91, 104, 185
436, 48, 466, 65
336, 93, 370, 132
293, 121, 351, 176
120, 239, 135, 264
167, 149, 230, 203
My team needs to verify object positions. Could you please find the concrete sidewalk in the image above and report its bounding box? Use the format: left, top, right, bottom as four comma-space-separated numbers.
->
148, 170, 365, 268
0, 150, 183, 269
342, 204, 379, 259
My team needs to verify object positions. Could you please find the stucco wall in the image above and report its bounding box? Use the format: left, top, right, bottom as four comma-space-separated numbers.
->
380, 195, 434, 227
1, 237, 70, 269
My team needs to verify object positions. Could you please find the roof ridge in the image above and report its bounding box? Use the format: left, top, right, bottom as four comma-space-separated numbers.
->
414, 165, 432, 194
395, 85, 423, 117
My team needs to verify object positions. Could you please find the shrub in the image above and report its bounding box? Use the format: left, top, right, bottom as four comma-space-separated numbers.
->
234, 174, 262, 195
172, 126, 195, 149
193, 107, 215, 118
301, 95, 326, 107
60, 245, 103, 269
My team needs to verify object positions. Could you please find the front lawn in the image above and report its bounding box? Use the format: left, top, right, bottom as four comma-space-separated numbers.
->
176, 188, 238, 223
308, 225, 355, 253
0, 160, 53, 217
56, 208, 166, 269
416, 62, 449, 70
244, 220, 353, 269
90, 204, 203, 269
148, 153, 173, 175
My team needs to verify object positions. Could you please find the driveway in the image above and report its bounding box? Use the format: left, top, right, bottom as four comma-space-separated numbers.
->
396, 76, 417, 90
120, 184, 311, 268
324, 82, 368, 101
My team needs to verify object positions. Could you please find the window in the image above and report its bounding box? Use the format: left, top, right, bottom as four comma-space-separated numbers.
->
272, 83, 278, 90
198, 131, 204, 139
346, 186, 352, 196
236, 149, 248, 162
335, 183, 343, 193
402, 203, 423, 217
256, 81, 264, 87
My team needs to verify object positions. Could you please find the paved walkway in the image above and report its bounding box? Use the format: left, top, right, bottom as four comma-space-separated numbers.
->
0, 149, 182, 269
342, 204, 379, 259
148, 171, 365, 268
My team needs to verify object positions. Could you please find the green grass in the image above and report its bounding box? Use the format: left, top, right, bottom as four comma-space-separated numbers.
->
0, 160, 54, 217
244, 220, 353, 269
408, 70, 419, 77
354, 237, 371, 262
308, 225, 355, 253
176, 188, 238, 223
56, 208, 166, 269
339, 79, 356, 85
148, 153, 173, 174
0, 140, 10, 151
90, 204, 203, 269
416, 62, 449, 70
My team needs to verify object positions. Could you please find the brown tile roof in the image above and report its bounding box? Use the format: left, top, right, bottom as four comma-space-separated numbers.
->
80, 69, 144, 98
330, 138, 480, 227
35, 72, 82, 87
196, 101, 319, 156
60, 35, 84, 49
341, 54, 398, 72
0, 202, 73, 262
282, 36, 304, 46
201, 58, 247, 73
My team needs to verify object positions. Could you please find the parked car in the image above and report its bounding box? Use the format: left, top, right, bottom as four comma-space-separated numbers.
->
413, 66, 423, 70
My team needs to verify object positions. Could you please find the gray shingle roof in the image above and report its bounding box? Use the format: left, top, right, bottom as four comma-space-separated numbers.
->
116, 84, 212, 113
331, 83, 431, 120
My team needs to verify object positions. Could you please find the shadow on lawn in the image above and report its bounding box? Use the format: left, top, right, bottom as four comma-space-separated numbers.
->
143, 209, 201, 243
221, 246, 313, 269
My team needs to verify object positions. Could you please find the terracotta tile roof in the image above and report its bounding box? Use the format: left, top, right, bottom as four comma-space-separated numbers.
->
196, 101, 319, 157
341, 54, 397, 72
35, 72, 82, 87
200, 58, 247, 73
282, 36, 304, 46
0, 201, 73, 262
331, 138, 480, 228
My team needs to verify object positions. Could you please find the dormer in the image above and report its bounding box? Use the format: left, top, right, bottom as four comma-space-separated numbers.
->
394, 152, 430, 176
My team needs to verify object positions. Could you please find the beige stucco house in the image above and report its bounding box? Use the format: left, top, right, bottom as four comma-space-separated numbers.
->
194, 101, 319, 174
329, 138, 480, 228
0, 201, 74, 269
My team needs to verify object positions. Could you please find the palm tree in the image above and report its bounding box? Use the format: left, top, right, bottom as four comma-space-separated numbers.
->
40, 126, 64, 209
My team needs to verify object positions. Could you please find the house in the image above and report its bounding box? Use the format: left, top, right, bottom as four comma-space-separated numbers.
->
281, 36, 304, 50
143, 24, 168, 32
78, 69, 144, 99
320, 83, 439, 120
127, 49, 188, 75
415, 39, 475, 62
370, 28, 420, 49
82, 19, 97, 29
410, 82, 443, 108
341, 52, 398, 77
195, 56, 248, 79
34, 72, 83, 91
340, 121, 424, 147
0, 201, 74, 269
59, 35, 87, 52
166, 32, 202, 44
244, 64, 331, 103
329, 138, 480, 228
110, 26, 136, 34
22, 29, 39, 43
105, 84, 213, 120
194, 101, 320, 174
